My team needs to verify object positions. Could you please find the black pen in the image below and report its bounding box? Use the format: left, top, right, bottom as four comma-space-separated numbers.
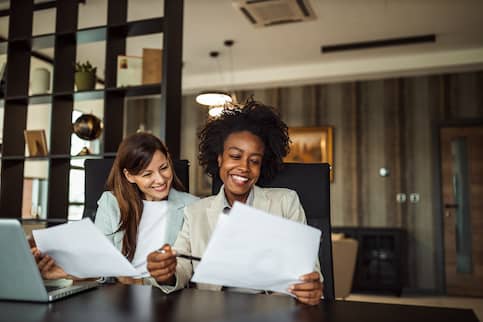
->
176, 253, 202, 261
156, 248, 201, 261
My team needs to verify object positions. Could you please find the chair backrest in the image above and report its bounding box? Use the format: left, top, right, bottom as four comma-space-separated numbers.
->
212, 162, 335, 300
332, 237, 358, 299
83, 158, 190, 221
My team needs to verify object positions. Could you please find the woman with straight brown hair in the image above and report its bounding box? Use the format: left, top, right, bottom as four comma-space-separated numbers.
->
33, 132, 198, 286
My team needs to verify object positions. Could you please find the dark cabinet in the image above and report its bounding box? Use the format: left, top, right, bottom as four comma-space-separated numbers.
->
332, 227, 407, 295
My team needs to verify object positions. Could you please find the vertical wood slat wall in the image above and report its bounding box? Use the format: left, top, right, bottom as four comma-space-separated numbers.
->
0, 1, 183, 221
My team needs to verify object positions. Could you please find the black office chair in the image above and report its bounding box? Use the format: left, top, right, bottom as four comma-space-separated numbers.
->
212, 163, 335, 300
82, 158, 190, 221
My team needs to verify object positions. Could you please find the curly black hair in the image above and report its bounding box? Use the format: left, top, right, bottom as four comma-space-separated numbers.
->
198, 100, 290, 182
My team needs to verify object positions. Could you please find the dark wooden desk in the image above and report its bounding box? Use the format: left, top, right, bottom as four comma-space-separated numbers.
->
0, 285, 478, 322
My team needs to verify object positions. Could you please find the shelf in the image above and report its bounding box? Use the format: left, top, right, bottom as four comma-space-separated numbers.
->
0, 16, 165, 54
76, 26, 107, 44
31, 30, 103, 51
1, 156, 51, 161
0, 84, 162, 106
73, 90, 105, 101
129, 17, 164, 36
5, 37, 30, 44
29, 93, 53, 105
0, 39, 28, 54
107, 83, 162, 97
1, 96, 28, 104
0, 1, 58, 18
31, 34, 55, 50
0, 153, 117, 161
71, 153, 117, 159
3, 17, 165, 52
20, 218, 70, 224
110, 17, 164, 37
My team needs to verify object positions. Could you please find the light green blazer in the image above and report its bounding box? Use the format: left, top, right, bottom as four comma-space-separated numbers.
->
94, 189, 199, 252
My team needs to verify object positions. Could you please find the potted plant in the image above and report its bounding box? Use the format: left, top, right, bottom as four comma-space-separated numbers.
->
75, 61, 97, 91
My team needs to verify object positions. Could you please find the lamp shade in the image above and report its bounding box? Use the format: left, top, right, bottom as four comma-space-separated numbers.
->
195, 91, 232, 106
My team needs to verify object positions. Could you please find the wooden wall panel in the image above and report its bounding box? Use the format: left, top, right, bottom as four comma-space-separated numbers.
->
360, 80, 389, 227
383, 79, 404, 227
403, 76, 438, 290
325, 83, 360, 226
452, 73, 480, 118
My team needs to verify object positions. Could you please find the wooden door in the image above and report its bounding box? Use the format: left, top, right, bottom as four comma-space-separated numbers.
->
440, 126, 483, 296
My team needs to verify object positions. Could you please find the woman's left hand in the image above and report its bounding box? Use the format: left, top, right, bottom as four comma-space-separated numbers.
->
289, 271, 323, 305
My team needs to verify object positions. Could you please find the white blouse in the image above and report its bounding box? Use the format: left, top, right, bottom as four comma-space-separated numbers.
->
131, 200, 169, 277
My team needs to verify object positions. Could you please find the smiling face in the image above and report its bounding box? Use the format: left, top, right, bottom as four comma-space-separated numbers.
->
217, 131, 265, 206
123, 150, 173, 201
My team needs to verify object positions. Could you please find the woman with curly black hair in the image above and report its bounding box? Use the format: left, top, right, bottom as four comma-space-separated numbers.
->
148, 100, 323, 305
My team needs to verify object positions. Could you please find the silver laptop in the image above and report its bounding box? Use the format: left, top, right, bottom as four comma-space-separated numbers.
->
0, 219, 98, 302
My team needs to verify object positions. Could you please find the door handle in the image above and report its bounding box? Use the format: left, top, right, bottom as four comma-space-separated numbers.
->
444, 203, 458, 209
444, 204, 458, 217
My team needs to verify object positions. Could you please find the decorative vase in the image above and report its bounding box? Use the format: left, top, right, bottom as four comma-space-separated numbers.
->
75, 71, 96, 91
31, 67, 51, 94
73, 114, 103, 141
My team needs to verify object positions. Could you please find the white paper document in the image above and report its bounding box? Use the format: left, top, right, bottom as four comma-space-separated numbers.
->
191, 202, 321, 294
33, 218, 138, 278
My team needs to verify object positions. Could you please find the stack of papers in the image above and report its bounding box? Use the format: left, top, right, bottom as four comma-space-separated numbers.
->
191, 202, 321, 294
33, 219, 138, 278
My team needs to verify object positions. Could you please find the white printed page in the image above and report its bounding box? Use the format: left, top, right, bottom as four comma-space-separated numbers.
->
191, 202, 321, 294
33, 219, 138, 278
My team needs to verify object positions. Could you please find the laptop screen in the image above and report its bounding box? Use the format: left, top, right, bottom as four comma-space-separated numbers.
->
0, 219, 50, 302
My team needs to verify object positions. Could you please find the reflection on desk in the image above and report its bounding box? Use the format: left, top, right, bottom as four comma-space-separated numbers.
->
0, 285, 478, 322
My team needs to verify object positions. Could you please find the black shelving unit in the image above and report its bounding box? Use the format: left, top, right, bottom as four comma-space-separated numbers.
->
332, 227, 407, 295
0, 0, 183, 221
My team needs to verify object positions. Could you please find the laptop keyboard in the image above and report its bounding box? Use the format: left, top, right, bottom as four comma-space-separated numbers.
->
45, 285, 64, 292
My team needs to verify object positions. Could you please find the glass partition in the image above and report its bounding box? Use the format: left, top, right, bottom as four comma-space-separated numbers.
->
451, 138, 473, 273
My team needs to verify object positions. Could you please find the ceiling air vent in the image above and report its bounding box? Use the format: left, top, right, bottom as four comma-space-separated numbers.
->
233, 0, 317, 28
321, 34, 436, 54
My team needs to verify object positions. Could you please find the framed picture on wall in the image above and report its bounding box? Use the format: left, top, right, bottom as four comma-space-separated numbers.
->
284, 126, 334, 182
117, 55, 142, 87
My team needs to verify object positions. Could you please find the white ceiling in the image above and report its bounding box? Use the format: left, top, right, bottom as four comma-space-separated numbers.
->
1, 0, 483, 93
181, 0, 483, 92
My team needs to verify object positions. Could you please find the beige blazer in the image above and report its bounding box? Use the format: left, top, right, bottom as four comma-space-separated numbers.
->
159, 185, 321, 293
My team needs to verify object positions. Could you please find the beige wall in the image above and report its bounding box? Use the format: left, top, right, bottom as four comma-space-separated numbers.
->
179, 70, 483, 291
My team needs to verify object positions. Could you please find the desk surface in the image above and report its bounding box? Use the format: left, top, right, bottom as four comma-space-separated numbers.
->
0, 285, 478, 322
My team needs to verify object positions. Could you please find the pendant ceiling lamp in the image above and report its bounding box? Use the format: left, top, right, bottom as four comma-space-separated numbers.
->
195, 50, 232, 107
195, 90, 232, 106
195, 40, 237, 115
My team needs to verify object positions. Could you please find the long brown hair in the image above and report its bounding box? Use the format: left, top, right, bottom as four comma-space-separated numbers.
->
106, 132, 184, 261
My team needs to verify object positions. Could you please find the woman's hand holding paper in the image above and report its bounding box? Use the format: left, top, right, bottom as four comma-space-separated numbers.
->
289, 271, 323, 305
